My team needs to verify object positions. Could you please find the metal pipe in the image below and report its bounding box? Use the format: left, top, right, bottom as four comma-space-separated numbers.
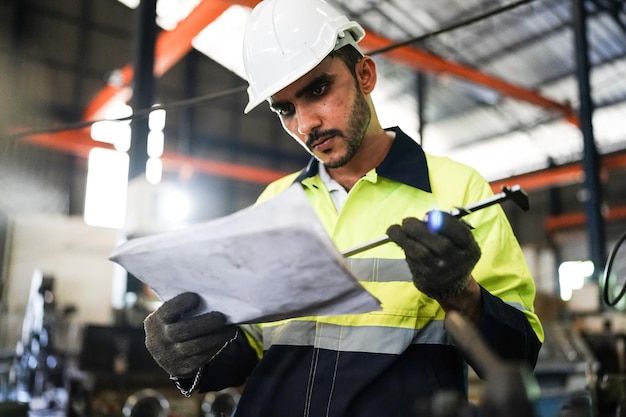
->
416, 72, 426, 146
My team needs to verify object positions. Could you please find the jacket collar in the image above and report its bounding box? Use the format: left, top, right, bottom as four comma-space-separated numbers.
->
294, 126, 432, 192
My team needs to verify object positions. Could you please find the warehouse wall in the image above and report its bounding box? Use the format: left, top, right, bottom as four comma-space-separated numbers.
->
1, 213, 120, 347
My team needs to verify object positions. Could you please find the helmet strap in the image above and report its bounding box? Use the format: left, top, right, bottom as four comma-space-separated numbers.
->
333, 30, 364, 56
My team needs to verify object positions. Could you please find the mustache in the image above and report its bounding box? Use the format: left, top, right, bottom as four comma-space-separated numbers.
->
306, 129, 342, 148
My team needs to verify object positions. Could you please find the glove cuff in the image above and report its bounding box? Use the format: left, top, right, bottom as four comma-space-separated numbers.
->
169, 328, 240, 397
420, 274, 471, 302
439, 278, 484, 324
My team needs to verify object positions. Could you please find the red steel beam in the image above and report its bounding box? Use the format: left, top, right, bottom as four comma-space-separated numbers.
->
545, 205, 626, 233
359, 32, 578, 126
161, 151, 285, 184
20, 130, 289, 185
490, 153, 626, 193
24, 129, 114, 156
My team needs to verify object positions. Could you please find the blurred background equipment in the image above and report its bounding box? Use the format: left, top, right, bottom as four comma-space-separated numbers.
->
0, 267, 239, 417
200, 388, 241, 417
602, 229, 626, 308
122, 389, 170, 417
444, 310, 543, 417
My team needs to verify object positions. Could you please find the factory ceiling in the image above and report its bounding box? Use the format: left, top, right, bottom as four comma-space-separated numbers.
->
93, 0, 626, 179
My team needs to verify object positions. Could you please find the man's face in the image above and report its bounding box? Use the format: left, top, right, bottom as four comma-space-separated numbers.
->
269, 56, 371, 168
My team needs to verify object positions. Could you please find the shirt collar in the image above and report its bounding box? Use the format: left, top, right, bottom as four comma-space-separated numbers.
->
293, 126, 432, 193
318, 163, 344, 193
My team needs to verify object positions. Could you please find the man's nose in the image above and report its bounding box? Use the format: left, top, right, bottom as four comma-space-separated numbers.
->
296, 106, 322, 136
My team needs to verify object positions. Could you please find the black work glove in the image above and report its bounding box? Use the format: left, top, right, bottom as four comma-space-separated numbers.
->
386, 211, 481, 301
144, 292, 238, 377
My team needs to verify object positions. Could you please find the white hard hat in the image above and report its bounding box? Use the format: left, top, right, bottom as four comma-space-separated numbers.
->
242, 0, 365, 114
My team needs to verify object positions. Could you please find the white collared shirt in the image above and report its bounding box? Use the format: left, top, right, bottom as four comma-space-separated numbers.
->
318, 163, 348, 212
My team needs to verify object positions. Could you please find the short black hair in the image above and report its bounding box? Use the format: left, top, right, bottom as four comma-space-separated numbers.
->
329, 45, 364, 79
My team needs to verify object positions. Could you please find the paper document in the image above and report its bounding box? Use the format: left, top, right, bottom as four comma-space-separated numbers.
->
109, 185, 381, 324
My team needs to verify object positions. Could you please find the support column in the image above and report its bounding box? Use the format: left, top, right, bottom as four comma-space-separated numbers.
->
572, 0, 606, 283
128, 0, 158, 180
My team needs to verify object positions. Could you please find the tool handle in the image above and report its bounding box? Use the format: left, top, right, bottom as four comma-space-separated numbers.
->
341, 235, 391, 258
341, 184, 528, 257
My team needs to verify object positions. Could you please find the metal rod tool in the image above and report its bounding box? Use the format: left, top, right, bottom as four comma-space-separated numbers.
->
341, 184, 529, 258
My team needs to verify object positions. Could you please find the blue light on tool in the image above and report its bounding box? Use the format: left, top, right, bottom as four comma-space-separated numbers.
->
427, 210, 444, 233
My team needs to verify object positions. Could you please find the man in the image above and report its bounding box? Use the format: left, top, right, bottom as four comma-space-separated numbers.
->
143, 0, 544, 415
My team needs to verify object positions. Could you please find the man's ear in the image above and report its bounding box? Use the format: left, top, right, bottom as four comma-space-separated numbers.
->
356, 56, 377, 94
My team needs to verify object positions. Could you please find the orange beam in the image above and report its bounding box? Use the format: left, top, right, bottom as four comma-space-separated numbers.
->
491, 165, 584, 194
226, 0, 260, 8
82, 66, 133, 122
153, 0, 232, 77
359, 31, 578, 126
20, 129, 289, 185
22, 129, 114, 156
161, 151, 285, 184
545, 205, 626, 233
491, 153, 626, 193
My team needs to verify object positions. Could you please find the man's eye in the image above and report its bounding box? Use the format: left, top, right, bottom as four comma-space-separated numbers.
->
274, 105, 294, 117
311, 83, 328, 97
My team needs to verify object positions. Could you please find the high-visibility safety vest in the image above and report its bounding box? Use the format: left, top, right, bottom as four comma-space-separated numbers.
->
200, 127, 543, 417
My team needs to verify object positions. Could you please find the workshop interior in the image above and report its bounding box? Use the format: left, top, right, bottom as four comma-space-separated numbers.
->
1, 0, 626, 416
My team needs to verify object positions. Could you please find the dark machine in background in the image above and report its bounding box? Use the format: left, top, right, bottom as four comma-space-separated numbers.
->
68, 324, 175, 417
0, 270, 240, 417
65, 286, 241, 417
68, 321, 240, 417
588, 228, 626, 416
0, 271, 68, 416
531, 228, 626, 417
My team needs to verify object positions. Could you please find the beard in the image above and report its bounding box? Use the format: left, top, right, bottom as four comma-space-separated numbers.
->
306, 90, 371, 169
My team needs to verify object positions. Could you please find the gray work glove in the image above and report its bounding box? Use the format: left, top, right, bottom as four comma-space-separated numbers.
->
386, 211, 481, 301
144, 292, 238, 377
